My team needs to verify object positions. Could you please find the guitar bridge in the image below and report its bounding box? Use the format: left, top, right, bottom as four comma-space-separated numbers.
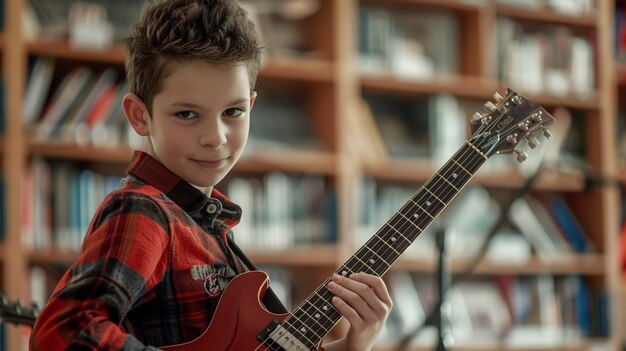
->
257, 320, 312, 351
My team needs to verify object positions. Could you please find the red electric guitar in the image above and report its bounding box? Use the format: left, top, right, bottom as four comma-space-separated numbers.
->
163, 88, 555, 351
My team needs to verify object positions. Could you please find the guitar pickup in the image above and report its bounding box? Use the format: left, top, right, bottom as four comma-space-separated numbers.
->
257, 320, 312, 351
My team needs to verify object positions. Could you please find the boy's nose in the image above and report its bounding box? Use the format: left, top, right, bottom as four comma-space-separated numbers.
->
199, 122, 227, 149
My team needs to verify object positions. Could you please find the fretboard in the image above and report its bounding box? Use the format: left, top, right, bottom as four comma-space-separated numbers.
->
278, 142, 488, 350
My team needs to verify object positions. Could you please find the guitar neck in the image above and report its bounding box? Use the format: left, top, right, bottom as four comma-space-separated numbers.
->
281, 142, 488, 349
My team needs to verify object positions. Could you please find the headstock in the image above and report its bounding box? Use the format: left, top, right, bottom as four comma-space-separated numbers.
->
0, 293, 39, 327
469, 88, 555, 162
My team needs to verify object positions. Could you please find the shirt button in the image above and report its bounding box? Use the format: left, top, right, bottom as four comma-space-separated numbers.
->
206, 203, 218, 214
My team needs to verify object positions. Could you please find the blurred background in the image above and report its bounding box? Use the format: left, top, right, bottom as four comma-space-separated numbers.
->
0, 0, 625, 350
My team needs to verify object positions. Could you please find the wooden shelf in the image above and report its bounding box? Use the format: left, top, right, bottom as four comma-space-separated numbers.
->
494, 3, 597, 27
260, 56, 335, 83
28, 245, 338, 267
28, 140, 133, 163
27, 140, 338, 175
361, 76, 600, 109
27, 40, 126, 64
237, 149, 337, 175
244, 245, 338, 266
365, 160, 585, 191
395, 254, 606, 276
362, 0, 482, 12
24, 40, 335, 84
361, 75, 498, 100
375, 339, 607, 351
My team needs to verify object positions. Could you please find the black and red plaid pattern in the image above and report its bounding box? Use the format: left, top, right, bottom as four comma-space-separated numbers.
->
30, 151, 243, 350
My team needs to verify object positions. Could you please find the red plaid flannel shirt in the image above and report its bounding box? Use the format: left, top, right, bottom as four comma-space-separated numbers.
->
30, 151, 243, 350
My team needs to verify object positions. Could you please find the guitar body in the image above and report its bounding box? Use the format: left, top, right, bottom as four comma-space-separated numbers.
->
162, 271, 288, 351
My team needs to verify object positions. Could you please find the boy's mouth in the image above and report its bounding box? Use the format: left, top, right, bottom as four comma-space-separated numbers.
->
191, 158, 226, 168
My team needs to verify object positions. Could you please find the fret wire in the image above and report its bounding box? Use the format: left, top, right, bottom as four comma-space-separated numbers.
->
293, 300, 333, 333
285, 287, 340, 341
363, 236, 404, 273
348, 254, 378, 275
367, 233, 401, 256
436, 172, 460, 191
423, 187, 445, 205
407, 199, 433, 218
349, 244, 391, 277
396, 212, 424, 232
451, 158, 472, 176
283, 305, 330, 348
382, 222, 413, 244
361, 244, 391, 267
377, 226, 413, 255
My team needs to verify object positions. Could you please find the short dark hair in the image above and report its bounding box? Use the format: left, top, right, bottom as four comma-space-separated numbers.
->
122, 0, 263, 113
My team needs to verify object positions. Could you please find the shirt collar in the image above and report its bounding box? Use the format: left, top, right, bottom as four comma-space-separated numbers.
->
125, 151, 242, 221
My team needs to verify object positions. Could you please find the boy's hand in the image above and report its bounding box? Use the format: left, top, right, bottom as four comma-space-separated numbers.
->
326, 272, 392, 351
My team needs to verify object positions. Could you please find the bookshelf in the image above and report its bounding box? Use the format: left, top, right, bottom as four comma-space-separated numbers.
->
1, 0, 622, 350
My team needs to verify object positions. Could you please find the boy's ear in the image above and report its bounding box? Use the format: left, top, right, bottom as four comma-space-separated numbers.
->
123, 93, 150, 136
249, 91, 257, 110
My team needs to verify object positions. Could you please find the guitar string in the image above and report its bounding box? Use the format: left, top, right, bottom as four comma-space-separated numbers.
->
256, 142, 487, 351
256, 109, 532, 350
256, 142, 486, 351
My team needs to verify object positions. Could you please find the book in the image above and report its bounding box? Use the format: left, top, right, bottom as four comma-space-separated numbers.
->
386, 271, 425, 336
447, 280, 511, 345
344, 98, 388, 167
543, 195, 593, 253
509, 196, 574, 261
60, 68, 119, 141
363, 93, 430, 159
36, 67, 95, 139
27, 0, 145, 42
246, 92, 320, 152
22, 57, 56, 127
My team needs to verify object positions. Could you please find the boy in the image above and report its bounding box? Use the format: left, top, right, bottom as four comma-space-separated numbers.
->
29, 0, 392, 350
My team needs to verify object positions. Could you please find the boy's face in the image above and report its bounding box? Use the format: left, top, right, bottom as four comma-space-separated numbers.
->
126, 60, 256, 192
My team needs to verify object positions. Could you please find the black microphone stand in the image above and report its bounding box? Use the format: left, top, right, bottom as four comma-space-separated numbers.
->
434, 225, 450, 351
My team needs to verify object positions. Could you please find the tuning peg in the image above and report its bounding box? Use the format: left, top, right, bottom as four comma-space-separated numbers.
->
518, 122, 529, 132
514, 150, 528, 163
484, 101, 497, 112
541, 127, 553, 139
471, 112, 483, 122
531, 112, 543, 122
506, 134, 518, 145
527, 136, 540, 149
512, 95, 522, 104
493, 92, 503, 101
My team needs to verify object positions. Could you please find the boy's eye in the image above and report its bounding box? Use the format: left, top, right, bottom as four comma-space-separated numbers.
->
176, 111, 198, 119
224, 108, 244, 117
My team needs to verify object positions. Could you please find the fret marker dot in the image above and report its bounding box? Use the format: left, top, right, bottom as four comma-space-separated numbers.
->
391, 237, 397, 242
452, 173, 458, 178
369, 259, 375, 264
323, 305, 328, 311
301, 327, 307, 333
413, 213, 419, 218
315, 313, 321, 318
426, 201, 431, 206
341, 270, 348, 276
